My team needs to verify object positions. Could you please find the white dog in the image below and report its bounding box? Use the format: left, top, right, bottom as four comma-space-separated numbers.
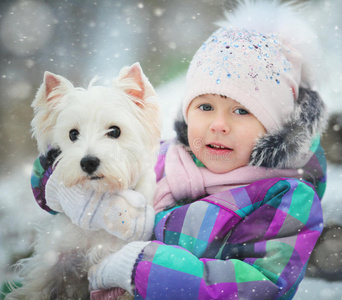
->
6, 63, 160, 300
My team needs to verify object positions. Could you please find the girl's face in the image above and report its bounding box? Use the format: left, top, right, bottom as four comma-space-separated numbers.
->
187, 94, 266, 174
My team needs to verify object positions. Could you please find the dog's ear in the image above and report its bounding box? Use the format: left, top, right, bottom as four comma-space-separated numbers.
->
32, 72, 73, 108
31, 72, 74, 154
116, 62, 156, 107
44, 72, 60, 97
116, 63, 161, 157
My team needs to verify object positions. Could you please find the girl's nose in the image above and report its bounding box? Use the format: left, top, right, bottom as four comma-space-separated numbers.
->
209, 114, 230, 134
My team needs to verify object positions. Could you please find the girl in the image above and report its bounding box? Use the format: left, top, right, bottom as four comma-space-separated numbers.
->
31, 1, 327, 299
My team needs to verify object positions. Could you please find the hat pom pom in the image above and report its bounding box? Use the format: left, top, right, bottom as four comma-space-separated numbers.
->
216, 0, 322, 89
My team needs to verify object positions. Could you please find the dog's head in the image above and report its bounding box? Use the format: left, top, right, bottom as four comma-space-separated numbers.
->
31, 63, 161, 192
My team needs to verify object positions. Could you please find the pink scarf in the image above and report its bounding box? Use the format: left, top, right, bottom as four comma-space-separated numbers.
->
153, 144, 301, 213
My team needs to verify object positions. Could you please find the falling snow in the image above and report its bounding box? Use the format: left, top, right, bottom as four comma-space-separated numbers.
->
0, 0, 341, 298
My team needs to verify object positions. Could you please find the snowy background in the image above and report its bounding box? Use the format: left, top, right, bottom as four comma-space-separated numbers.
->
0, 0, 341, 298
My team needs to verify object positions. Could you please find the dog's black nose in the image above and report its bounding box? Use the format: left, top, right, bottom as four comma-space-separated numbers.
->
80, 156, 100, 175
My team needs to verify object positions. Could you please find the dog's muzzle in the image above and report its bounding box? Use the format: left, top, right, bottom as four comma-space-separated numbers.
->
80, 156, 100, 175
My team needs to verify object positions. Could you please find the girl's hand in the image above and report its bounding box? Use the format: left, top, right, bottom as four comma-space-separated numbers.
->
46, 173, 155, 241
88, 241, 150, 295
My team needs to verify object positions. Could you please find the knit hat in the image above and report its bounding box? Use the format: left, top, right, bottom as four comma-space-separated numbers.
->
182, 0, 321, 133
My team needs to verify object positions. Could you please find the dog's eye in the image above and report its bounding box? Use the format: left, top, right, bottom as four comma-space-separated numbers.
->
69, 129, 79, 142
107, 126, 121, 138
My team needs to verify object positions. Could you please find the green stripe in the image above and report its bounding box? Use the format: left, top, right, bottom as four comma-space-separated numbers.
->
232, 259, 269, 283
309, 135, 320, 153
288, 181, 315, 225
178, 233, 208, 258
153, 245, 204, 277
253, 241, 294, 284
32, 157, 45, 177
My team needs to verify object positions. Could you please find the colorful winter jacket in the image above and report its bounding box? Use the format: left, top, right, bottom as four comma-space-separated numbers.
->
31, 138, 326, 299
132, 139, 326, 300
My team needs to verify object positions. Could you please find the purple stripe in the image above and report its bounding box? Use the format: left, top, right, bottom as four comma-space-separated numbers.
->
135, 261, 152, 299
208, 209, 242, 242
245, 178, 281, 204
278, 251, 304, 291
203, 190, 243, 217
154, 154, 166, 182
166, 205, 189, 233
154, 212, 172, 241
146, 265, 201, 299
307, 153, 324, 177
230, 187, 252, 210
228, 205, 277, 244
263, 208, 287, 239
198, 281, 238, 300
294, 229, 321, 265
305, 192, 323, 232
198, 280, 279, 299
237, 280, 280, 299
244, 257, 258, 265
255, 240, 267, 254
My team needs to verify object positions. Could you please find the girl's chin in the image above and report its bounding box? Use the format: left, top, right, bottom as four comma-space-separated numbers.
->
204, 161, 238, 174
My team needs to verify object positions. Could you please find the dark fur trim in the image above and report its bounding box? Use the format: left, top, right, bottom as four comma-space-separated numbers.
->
249, 87, 328, 168
174, 87, 327, 169
174, 111, 189, 146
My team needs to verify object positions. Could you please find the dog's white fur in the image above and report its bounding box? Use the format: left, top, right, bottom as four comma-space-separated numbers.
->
7, 63, 160, 300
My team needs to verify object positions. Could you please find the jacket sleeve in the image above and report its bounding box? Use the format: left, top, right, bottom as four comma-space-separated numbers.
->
133, 178, 323, 299
31, 149, 60, 214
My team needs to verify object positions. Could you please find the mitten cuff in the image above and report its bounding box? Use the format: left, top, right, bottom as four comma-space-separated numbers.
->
111, 241, 151, 294
91, 241, 151, 295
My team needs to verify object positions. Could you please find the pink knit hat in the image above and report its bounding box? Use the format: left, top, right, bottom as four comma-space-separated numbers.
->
182, 1, 320, 133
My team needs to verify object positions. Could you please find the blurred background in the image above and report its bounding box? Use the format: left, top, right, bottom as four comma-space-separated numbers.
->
0, 0, 341, 298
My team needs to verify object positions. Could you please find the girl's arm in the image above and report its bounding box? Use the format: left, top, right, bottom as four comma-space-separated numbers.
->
31, 149, 60, 214
90, 178, 322, 299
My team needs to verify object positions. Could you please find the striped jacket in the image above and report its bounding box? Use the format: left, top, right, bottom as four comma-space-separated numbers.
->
132, 139, 326, 299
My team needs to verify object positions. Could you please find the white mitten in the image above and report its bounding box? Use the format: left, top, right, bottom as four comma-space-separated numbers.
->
88, 241, 151, 295
46, 173, 155, 241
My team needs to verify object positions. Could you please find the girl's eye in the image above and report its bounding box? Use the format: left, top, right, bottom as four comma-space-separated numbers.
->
107, 126, 121, 138
234, 108, 249, 115
69, 129, 79, 142
199, 104, 213, 111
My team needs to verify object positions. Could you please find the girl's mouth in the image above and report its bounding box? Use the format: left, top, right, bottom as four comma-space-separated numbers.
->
206, 144, 233, 154
207, 143, 232, 149
208, 144, 229, 149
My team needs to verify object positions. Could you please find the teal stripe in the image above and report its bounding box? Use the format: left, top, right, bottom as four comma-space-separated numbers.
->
262, 180, 291, 209
155, 206, 180, 226
31, 157, 45, 188
31, 174, 40, 189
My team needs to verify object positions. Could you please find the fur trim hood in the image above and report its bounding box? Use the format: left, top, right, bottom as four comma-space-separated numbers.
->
174, 87, 327, 170
249, 87, 327, 169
